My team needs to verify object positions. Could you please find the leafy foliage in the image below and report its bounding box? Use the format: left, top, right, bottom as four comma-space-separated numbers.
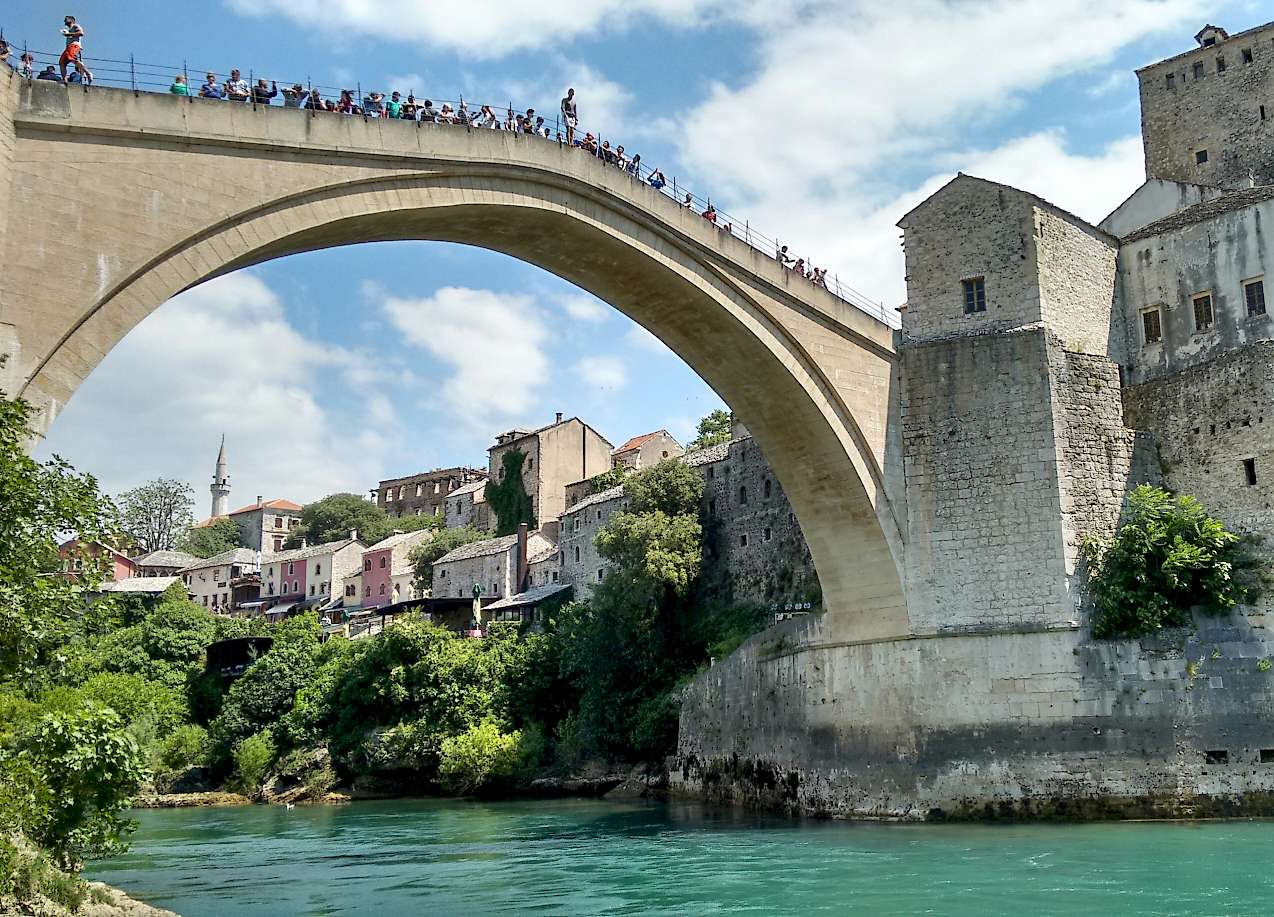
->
622, 458, 703, 517
0, 702, 146, 869
587, 465, 632, 494
485, 450, 536, 536
0, 395, 118, 687
437, 721, 525, 795
408, 526, 488, 593
1083, 485, 1249, 638
688, 409, 733, 450
156, 724, 208, 774
117, 478, 196, 554
231, 729, 276, 797
286, 493, 388, 549
179, 517, 243, 558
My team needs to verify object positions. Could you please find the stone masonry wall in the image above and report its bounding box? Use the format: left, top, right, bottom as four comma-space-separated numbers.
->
1123, 342, 1274, 575
699, 436, 820, 609
1034, 206, 1118, 357
1137, 21, 1274, 190
0, 71, 19, 394
558, 488, 626, 597
673, 609, 1274, 819
900, 329, 1071, 633
899, 177, 1041, 343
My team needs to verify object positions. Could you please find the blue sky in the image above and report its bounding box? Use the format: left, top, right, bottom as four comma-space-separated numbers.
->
13, 0, 1260, 512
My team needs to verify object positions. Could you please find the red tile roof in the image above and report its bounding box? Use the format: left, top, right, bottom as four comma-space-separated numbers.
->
229, 498, 303, 516
614, 430, 668, 454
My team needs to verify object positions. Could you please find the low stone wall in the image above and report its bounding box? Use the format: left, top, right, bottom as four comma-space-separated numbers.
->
672, 610, 1274, 818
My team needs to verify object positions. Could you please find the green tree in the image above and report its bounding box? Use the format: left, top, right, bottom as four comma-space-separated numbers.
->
286, 493, 390, 548
485, 450, 536, 536
0, 702, 146, 869
179, 517, 242, 558
117, 478, 195, 554
1083, 484, 1252, 639
231, 729, 276, 797
622, 458, 703, 517
0, 394, 117, 687
688, 409, 733, 450
437, 721, 525, 795
408, 526, 488, 593
587, 465, 632, 495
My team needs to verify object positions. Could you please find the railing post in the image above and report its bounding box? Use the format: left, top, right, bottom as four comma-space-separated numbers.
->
183, 59, 190, 103
357, 80, 363, 118
130, 53, 137, 94
250, 67, 256, 109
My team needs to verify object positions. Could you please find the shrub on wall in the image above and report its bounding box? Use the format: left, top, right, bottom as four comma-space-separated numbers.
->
1082, 485, 1247, 638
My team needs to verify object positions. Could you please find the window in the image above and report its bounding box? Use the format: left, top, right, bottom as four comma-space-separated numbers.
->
1141, 308, 1163, 345
552, 571, 559, 583
527, 459, 533, 472
492, 581, 499, 594
274, 537, 283, 551
1244, 278, 1266, 317
384, 489, 393, 502
739, 486, 748, 505
574, 546, 581, 563
1244, 458, 1258, 486
379, 556, 387, 568
364, 585, 371, 596
1193, 293, 1215, 331
345, 584, 355, 597
203, 596, 208, 606
1165, 73, 1175, 89
706, 467, 714, 480
1204, 749, 1229, 765
739, 533, 749, 547
573, 518, 581, 533
708, 499, 717, 516
268, 583, 275, 595
364, 559, 371, 571
275, 517, 283, 528
763, 527, 773, 543
1261, 749, 1274, 764
1193, 61, 1205, 78
288, 562, 295, 575
310, 585, 315, 596
1216, 55, 1226, 72
1243, 48, 1255, 64
314, 563, 322, 575
416, 484, 423, 496
596, 569, 604, 582
962, 277, 987, 314
379, 584, 386, 595
763, 479, 772, 499
293, 580, 299, 593
1195, 149, 1209, 164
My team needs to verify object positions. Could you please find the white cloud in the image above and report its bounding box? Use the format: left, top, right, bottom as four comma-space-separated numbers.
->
38, 273, 395, 509
228, 0, 763, 58
674, 0, 1207, 304
381, 286, 551, 433
575, 355, 627, 390
558, 293, 609, 323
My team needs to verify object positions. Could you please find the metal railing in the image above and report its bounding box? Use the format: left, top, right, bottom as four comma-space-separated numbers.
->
1, 35, 899, 328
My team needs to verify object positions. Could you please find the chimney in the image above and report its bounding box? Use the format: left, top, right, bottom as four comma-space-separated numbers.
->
516, 523, 530, 594
301, 538, 308, 549
555, 412, 563, 424
256, 495, 263, 506
350, 529, 358, 542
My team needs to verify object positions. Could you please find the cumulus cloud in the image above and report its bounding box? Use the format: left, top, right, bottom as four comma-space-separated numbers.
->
380, 286, 551, 433
575, 355, 627, 390
38, 273, 396, 508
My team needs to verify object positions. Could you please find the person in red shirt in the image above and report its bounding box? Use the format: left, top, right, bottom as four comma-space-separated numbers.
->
58, 15, 93, 84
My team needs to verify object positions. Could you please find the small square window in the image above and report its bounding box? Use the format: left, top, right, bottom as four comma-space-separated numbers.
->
1216, 55, 1226, 73
1141, 308, 1162, 345
1260, 749, 1274, 764
1196, 149, 1209, 164
1204, 749, 1229, 765
1193, 293, 1214, 331
739, 533, 749, 548
962, 277, 987, 314
1193, 61, 1205, 78
1243, 48, 1255, 64
1244, 279, 1266, 317
1244, 458, 1257, 487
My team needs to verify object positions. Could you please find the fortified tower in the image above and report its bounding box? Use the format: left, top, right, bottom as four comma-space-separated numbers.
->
210, 435, 230, 518
1137, 22, 1274, 190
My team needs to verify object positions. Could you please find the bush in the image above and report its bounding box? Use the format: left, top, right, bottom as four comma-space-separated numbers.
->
0, 835, 89, 911
629, 690, 680, 760
1083, 485, 1248, 638
158, 724, 208, 773
231, 730, 276, 797
437, 722, 523, 795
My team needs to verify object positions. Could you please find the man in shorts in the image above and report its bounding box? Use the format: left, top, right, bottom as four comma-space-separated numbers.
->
561, 88, 577, 145
59, 15, 92, 84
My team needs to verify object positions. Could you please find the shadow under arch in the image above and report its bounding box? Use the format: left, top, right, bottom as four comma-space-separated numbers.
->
18, 157, 908, 640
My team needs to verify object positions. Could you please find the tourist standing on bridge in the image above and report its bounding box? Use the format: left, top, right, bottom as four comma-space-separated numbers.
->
561, 88, 577, 145
170, 74, 190, 96
282, 83, 305, 108
0, 39, 10, 68
253, 79, 278, 105
225, 69, 250, 102
200, 72, 224, 99
58, 15, 93, 85
19, 52, 34, 79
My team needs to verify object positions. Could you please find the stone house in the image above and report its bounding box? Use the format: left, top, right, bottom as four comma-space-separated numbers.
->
261, 537, 364, 615
359, 529, 433, 610
58, 538, 136, 583
444, 479, 491, 532
558, 485, 627, 596
191, 497, 303, 554
180, 548, 260, 613
487, 414, 613, 526
432, 525, 557, 602
612, 429, 684, 471
133, 549, 201, 578
376, 467, 487, 520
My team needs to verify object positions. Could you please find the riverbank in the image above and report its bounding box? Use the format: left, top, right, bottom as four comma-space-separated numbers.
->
0, 883, 178, 917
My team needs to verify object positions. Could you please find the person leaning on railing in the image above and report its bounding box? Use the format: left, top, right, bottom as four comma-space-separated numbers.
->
170, 73, 190, 95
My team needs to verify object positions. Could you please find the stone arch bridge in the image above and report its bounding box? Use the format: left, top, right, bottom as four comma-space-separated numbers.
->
0, 75, 906, 641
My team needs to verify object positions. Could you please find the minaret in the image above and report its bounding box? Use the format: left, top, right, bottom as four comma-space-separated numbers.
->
210, 435, 231, 518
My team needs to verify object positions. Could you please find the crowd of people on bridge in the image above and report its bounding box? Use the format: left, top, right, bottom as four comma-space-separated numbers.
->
1, 14, 835, 293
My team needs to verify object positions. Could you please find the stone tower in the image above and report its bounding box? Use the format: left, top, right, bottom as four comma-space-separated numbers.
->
210, 435, 230, 518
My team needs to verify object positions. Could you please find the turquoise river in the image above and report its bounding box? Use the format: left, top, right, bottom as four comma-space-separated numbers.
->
86, 799, 1274, 915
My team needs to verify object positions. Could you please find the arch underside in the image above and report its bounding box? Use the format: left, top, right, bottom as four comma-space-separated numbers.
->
20, 165, 908, 638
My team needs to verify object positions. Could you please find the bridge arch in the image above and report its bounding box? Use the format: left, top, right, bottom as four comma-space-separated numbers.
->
0, 79, 908, 638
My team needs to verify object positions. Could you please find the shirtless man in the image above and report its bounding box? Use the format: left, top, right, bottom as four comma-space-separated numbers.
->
560, 88, 577, 145
59, 15, 92, 84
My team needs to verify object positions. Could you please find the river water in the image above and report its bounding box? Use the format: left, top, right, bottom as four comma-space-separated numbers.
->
86, 798, 1274, 915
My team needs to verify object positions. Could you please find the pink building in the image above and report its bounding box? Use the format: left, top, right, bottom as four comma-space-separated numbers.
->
58, 538, 136, 583
360, 530, 433, 609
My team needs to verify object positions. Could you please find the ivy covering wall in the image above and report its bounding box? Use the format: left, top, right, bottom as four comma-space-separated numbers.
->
485, 450, 537, 536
